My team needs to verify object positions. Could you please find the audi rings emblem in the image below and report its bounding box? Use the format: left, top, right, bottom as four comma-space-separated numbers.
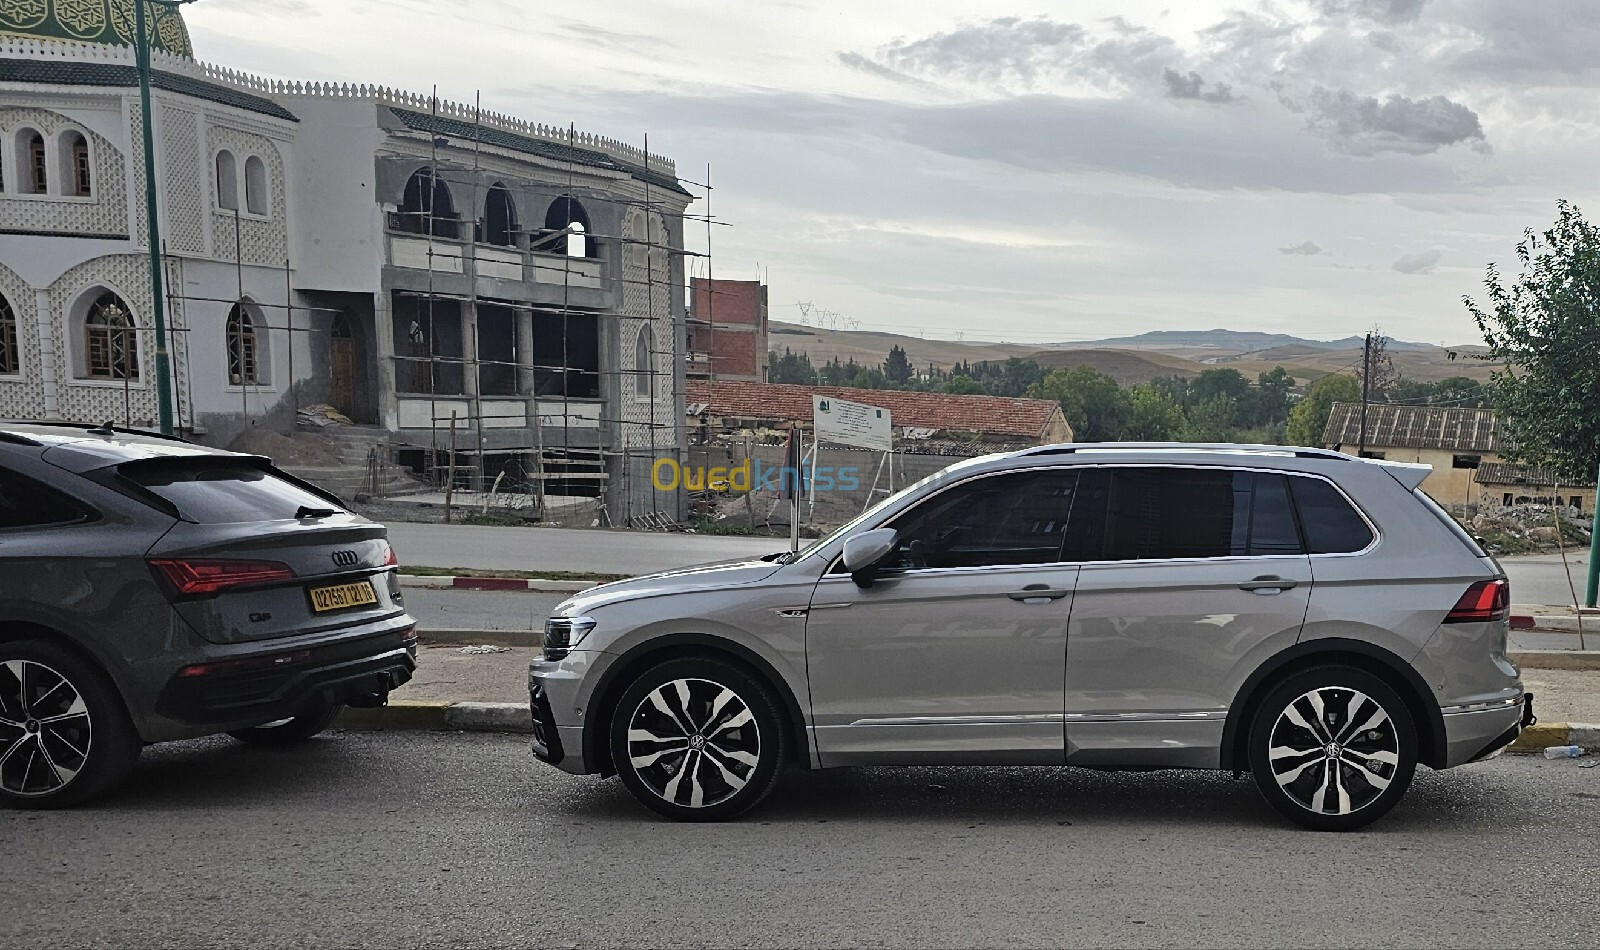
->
331, 550, 359, 568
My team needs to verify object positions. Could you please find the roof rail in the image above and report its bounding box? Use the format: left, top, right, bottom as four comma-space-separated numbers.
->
1017, 442, 1355, 460
0, 420, 195, 445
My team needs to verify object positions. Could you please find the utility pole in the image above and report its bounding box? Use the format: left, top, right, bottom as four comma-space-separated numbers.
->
134, 0, 195, 435
1357, 332, 1372, 457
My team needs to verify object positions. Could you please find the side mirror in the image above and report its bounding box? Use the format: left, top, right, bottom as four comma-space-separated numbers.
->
842, 528, 899, 588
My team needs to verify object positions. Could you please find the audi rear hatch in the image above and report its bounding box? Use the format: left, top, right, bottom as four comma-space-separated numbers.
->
120, 456, 408, 644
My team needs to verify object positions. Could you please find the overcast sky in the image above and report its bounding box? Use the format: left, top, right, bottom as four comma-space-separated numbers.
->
186, 0, 1600, 347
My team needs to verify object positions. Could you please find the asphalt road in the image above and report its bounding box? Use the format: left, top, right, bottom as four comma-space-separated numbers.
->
1501, 553, 1594, 609
5, 733, 1598, 949
385, 522, 781, 576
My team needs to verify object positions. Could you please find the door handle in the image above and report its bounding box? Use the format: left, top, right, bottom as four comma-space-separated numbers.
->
1008, 584, 1071, 602
1238, 575, 1298, 593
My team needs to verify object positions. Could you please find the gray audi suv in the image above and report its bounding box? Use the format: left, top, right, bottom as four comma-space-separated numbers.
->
0, 422, 417, 808
528, 443, 1531, 831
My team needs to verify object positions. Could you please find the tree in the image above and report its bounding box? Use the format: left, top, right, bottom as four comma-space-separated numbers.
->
1467, 201, 1600, 481
851, 367, 887, 389
1182, 394, 1237, 441
1123, 384, 1186, 441
941, 375, 986, 395
1189, 368, 1251, 407
767, 348, 815, 385
1285, 373, 1361, 447
1029, 366, 1131, 442
1250, 367, 1294, 427
883, 345, 913, 385
1358, 326, 1401, 402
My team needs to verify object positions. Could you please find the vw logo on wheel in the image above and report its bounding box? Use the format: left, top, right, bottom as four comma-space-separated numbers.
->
331, 550, 359, 568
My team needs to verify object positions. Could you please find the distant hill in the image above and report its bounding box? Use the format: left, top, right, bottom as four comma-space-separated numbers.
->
1065, 329, 1437, 352
767, 321, 1498, 386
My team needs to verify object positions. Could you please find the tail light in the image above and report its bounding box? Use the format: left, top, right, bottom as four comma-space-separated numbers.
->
383, 545, 398, 568
1444, 579, 1509, 623
149, 558, 296, 597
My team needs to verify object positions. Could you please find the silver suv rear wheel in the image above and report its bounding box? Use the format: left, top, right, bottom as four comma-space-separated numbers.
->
609, 657, 786, 821
1248, 666, 1417, 832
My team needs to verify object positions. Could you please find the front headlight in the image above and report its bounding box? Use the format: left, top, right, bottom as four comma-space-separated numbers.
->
543, 616, 597, 661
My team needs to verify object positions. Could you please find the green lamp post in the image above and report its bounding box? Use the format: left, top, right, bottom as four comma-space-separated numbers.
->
133, 0, 198, 435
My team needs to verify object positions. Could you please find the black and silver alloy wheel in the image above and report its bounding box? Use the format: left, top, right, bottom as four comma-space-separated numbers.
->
1249, 666, 1417, 832
0, 640, 140, 809
0, 659, 92, 798
627, 677, 761, 809
611, 657, 786, 821
1267, 687, 1399, 816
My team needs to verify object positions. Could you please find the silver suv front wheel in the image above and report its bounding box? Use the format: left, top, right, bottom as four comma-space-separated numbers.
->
609, 657, 786, 821
1248, 666, 1418, 832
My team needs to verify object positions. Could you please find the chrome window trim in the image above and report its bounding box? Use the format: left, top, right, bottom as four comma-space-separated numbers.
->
823, 461, 1380, 574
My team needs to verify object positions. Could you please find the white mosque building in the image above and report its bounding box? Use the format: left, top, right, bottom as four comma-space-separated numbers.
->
0, 1, 691, 519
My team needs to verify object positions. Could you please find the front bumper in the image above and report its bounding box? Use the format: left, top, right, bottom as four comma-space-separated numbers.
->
155, 624, 417, 731
1443, 692, 1534, 767
528, 651, 613, 776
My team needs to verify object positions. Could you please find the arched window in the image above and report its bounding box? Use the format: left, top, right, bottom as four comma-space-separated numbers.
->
397, 167, 458, 238
18, 129, 46, 194
59, 131, 91, 196
226, 302, 264, 385
244, 155, 268, 215
0, 293, 17, 375
483, 183, 517, 246
215, 150, 239, 210
540, 196, 595, 258
634, 325, 654, 400
83, 291, 137, 380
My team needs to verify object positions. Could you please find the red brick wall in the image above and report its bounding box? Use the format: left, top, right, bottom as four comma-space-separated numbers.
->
689, 278, 768, 381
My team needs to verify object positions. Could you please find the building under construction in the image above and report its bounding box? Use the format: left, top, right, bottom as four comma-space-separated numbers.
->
0, 6, 702, 523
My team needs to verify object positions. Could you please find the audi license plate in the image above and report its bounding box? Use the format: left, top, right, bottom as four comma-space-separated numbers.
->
308, 580, 378, 613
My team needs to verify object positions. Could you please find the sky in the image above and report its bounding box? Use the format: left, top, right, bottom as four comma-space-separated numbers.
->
183, 0, 1600, 347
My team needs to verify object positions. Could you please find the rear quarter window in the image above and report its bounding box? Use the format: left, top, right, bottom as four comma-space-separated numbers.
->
0, 467, 97, 529
120, 460, 343, 524
1410, 486, 1489, 558
1287, 475, 1375, 554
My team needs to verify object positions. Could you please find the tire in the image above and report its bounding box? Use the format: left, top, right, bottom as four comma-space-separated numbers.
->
0, 639, 141, 809
1248, 665, 1417, 832
609, 657, 787, 822
227, 702, 344, 746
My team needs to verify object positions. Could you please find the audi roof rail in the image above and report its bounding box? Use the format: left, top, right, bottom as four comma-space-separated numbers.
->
1016, 442, 1357, 460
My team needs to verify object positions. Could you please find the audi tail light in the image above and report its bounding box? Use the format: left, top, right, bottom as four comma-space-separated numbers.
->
1443, 579, 1509, 624
149, 558, 296, 597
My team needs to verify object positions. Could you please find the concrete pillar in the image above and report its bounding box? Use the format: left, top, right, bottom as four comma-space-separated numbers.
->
373, 291, 398, 431
35, 289, 58, 418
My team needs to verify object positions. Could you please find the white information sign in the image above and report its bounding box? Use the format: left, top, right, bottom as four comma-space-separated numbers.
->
813, 395, 893, 451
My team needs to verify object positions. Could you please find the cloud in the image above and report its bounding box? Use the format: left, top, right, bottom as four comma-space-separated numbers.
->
836, 51, 929, 86
1312, 0, 1428, 25
1279, 241, 1328, 255
1299, 88, 1488, 154
869, 16, 1180, 95
1392, 249, 1442, 273
1162, 69, 1236, 103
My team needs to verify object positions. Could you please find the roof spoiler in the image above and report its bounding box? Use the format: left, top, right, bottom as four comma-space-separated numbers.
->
1375, 460, 1431, 491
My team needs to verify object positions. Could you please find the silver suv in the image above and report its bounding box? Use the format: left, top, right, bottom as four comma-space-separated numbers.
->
528, 444, 1531, 831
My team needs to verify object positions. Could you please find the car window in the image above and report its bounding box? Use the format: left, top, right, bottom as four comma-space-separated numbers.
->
883, 469, 1080, 569
120, 459, 344, 524
1288, 475, 1375, 554
0, 467, 96, 529
1068, 467, 1304, 561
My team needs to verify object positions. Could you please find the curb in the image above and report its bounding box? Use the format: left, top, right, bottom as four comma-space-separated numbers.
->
337, 700, 532, 734
1520, 615, 1599, 633
1508, 721, 1600, 754
1509, 650, 1600, 671
398, 574, 595, 593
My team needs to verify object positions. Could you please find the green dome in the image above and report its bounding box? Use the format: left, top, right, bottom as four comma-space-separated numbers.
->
0, 0, 193, 58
